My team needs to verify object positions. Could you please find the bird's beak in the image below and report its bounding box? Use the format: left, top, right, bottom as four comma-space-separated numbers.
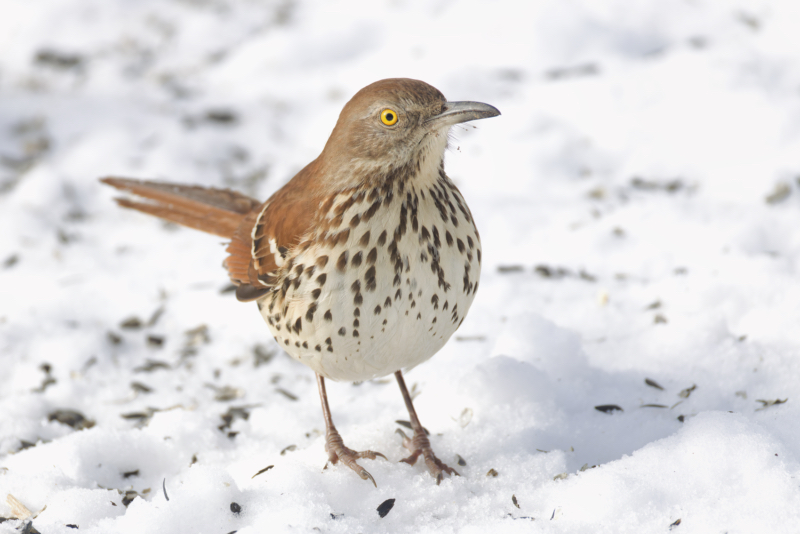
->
425, 101, 501, 129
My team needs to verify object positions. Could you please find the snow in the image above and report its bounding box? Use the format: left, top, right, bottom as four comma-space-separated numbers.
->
2, 0, 800, 532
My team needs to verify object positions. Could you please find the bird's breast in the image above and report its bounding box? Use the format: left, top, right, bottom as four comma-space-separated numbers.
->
257, 168, 481, 382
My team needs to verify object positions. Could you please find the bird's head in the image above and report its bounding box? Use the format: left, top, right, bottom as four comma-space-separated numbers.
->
319, 78, 499, 185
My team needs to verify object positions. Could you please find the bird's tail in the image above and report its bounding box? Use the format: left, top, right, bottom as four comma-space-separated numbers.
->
100, 177, 261, 238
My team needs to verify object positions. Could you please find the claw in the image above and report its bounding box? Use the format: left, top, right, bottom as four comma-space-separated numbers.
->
393, 371, 458, 484
316, 374, 383, 486
324, 427, 384, 487
360, 468, 377, 488
396, 424, 458, 483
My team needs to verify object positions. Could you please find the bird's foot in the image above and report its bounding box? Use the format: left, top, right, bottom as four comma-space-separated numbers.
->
324, 428, 386, 487
396, 428, 459, 484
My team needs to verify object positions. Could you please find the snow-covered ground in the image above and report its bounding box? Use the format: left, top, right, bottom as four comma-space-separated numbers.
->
2, 0, 800, 532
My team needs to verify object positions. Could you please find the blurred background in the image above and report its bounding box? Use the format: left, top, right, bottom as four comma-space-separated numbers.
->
2, 0, 800, 532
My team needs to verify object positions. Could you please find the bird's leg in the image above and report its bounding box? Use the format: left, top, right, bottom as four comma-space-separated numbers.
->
394, 370, 459, 484
316, 373, 386, 487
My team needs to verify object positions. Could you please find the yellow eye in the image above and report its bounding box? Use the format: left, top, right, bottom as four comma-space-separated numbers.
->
380, 108, 398, 126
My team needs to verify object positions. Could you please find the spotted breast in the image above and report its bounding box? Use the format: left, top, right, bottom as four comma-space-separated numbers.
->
259, 138, 481, 381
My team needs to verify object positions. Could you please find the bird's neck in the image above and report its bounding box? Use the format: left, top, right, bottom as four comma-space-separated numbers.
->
318, 128, 450, 195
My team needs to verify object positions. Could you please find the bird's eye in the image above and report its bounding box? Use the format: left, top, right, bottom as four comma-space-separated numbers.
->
380, 109, 398, 126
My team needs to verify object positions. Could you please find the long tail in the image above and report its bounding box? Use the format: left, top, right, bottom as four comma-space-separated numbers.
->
100, 177, 261, 238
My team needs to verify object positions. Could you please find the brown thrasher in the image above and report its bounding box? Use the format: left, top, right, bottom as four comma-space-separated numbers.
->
102, 78, 499, 485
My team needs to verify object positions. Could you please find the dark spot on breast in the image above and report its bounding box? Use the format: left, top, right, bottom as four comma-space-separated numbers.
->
354, 293, 363, 305
354, 307, 360, 317
311, 288, 321, 300
338, 327, 346, 336
353, 329, 359, 338
315, 344, 322, 352
316, 255, 329, 268
477, 249, 482, 264
431, 294, 439, 309
384, 296, 392, 308
457, 238, 465, 254
364, 200, 381, 222
350, 213, 361, 227
353, 318, 359, 327
337, 251, 349, 273
374, 305, 382, 315
365, 266, 376, 291
304, 264, 316, 278
420, 226, 430, 242
324, 310, 332, 322
395, 289, 402, 300
467, 236, 474, 249
367, 248, 377, 265
351, 280, 361, 293
445, 231, 454, 246
395, 206, 408, 241
316, 273, 327, 286
306, 303, 317, 321
336, 228, 350, 246
359, 231, 370, 247
432, 226, 441, 248
325, 337, 332, 345
352, 251, 363, 267
377, 230, 387, 247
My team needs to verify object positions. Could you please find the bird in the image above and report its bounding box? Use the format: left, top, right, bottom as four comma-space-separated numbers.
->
101, 78, 499, 486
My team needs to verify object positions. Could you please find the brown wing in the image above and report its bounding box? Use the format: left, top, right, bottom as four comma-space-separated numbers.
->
224, 159, 329, 302
102, 172, 327, 303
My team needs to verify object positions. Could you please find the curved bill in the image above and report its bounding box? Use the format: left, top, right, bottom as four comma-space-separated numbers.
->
425, 101, 501, 128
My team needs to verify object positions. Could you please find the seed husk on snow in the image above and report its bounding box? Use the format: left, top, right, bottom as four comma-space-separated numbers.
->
251, 465, 274, 479
377, 498, 395, 518
594, 404, 623, 413
645, 378, 664, 390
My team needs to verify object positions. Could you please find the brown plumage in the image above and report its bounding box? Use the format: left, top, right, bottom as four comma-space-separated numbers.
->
102, 78, 499, 486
